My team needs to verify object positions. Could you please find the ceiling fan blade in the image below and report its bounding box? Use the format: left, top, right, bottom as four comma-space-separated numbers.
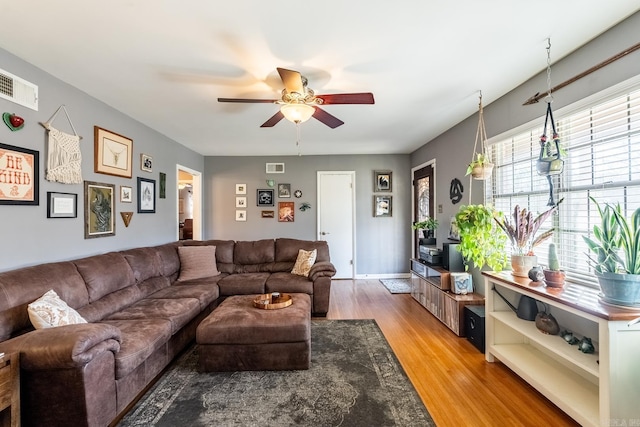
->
260, 111, 285, 128
316, 93, 375, 104
312, 107, 344, 129
277, 68, 304, 94
218, 98, 277, 103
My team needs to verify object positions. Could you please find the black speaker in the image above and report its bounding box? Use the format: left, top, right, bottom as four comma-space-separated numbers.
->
442, 242, 464, 272
465, 305, 485, 353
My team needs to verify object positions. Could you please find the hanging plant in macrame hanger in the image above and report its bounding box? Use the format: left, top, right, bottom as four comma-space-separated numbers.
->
466, 91, 493, 181
536, 39, 564, 206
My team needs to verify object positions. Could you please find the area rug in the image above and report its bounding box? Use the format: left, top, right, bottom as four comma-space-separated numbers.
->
118, 319, 434, 427
379, 278, 412, 294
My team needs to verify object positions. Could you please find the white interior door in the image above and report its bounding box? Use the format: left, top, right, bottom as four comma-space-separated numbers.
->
317, 171, 355, 279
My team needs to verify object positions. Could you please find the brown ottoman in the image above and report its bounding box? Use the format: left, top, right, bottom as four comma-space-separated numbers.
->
196, 293, 311, 371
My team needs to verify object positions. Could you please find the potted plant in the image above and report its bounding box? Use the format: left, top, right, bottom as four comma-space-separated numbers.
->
494, 200, 561, 277
412, 217, 439, 244
583, 197, 640, 306
543, 243, 565, 288
466, 153, 494, 180
454, 204, 508, 272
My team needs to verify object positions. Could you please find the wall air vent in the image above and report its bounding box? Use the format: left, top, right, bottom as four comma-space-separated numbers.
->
0, 68, 38, 111
266, 163, 285, 174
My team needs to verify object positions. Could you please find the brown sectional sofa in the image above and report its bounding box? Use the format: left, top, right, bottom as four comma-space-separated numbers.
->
0, 238, 335, 427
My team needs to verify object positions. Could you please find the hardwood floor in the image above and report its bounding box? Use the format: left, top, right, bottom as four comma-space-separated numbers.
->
324, 279, 579, 427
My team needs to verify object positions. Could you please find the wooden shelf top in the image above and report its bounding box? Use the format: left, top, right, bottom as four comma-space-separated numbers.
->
483, 271, 640, 321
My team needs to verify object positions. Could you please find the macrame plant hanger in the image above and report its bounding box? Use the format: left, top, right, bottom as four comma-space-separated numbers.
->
536, 39, 564, 206
467, 91, 493, 204
39, 105, 84, 184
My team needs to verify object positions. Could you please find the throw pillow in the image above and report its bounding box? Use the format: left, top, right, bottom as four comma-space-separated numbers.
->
291, 249, 317, 277
28, 289, 87, 329
177, 245, 219, 281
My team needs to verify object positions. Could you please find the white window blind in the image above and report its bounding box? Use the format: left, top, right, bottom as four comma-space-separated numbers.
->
486, 86, 640, 287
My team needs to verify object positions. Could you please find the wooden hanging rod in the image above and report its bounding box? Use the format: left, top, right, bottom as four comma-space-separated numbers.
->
523, 41, 640, 105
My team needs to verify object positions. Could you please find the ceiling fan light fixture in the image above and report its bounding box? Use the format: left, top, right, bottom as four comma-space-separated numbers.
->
280, 103, 315, 124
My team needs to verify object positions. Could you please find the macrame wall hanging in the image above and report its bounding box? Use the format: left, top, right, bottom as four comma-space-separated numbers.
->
40, 105, 83, 184
536, 40, 564, 206
466, 91, 493, 204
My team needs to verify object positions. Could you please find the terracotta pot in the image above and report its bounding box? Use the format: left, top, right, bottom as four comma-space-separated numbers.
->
511, 255, 537, 278
543, 269, 565, 288
471, 163, 494, 180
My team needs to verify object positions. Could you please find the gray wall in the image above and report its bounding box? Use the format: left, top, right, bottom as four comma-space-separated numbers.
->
411, 11, 640, 293
0, 48, 204, 271
204, 155, 412, 276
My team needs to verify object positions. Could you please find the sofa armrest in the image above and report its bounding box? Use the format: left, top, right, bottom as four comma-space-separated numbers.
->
308, 261, 336, 282
0, 323, 121, 370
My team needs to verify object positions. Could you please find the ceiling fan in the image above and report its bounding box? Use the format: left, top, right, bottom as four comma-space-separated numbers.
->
217, 67, 374, 129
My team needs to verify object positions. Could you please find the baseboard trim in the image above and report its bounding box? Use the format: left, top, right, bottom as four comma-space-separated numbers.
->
354, 273, 411, 280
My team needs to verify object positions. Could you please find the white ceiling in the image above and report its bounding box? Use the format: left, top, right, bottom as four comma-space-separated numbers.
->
1, 1, 638, 156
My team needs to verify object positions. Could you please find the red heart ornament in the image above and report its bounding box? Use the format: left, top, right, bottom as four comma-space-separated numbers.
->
9, 114, 24, 127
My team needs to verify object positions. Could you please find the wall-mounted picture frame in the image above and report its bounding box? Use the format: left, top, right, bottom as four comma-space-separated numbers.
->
94, 126, 133, 178
257, 189, 274, 206
141, 154, 153, 172
278, 201, 295, 222
235, 183, 247, 195
235, 210, 247, 221
159, 172, 166, 198
84, 181, 115, 238
278, 183, 291, 198
261, 210, 275, 218
120, 185, 132, 203
374, 170, 392, 192
0, 143, 39, 205
137, 177, 156, 213
47, 192, 77, 218
374, 195, 392, 217
235, 196, 247, 208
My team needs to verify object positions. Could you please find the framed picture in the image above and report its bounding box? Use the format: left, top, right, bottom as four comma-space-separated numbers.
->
137, 177, 156, 213
84, 181, 115, 238
235, 196, 247, 208
94, 126, 133, 178
374, 195, 392, 217
47, 192, 77, 218
159, 172, 166, 198
278, 183, 291, 198
261, 210, 275, 218
374, 170, 392, 192
235, 183, 247, 195
278, 201, 295, 222
141, 154, 153, 172
235, 210, 247, 221
0, 143, 39, 205
257, 189, 274, 206
120, 185, 132, 203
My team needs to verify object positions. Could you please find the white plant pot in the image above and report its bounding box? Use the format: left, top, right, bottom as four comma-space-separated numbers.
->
511, 255, 537, 278
471, 163, 494, 180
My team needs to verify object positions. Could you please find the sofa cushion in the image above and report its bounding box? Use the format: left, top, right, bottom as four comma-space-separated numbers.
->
217, 273, 269, 296
291, 249, 317, 277
76, 285, 143, 323
275, 238, 330, 263
137, 276, 171, 298
183, 240, 235, 274
28, 290, 87, 329
153, 242, 182, 278
148, 283, 220, 310
234, 239, 275, 267
100, 318, 172, 379
265, 272, 314, 294
120, 247, 163, 283
106, 297, 201, 334
74, 253, 136, 302
177, 246, 219, 282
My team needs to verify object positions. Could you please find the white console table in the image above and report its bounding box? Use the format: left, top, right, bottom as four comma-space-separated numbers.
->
483, 271, 640, 427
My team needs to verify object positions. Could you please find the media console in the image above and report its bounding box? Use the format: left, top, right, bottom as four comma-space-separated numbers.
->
483, 271, 640, 426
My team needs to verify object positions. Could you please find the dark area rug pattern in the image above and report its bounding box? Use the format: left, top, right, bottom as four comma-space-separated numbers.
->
118, 319, 434, 427
379, 278, 412, 294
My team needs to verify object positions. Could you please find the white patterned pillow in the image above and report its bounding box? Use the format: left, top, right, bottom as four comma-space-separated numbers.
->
28, 289, 87, 329
291, 249, 317, 277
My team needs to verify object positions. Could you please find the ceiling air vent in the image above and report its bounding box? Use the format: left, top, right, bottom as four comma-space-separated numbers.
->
266, 163, 285, 174
0, 68, 38, 111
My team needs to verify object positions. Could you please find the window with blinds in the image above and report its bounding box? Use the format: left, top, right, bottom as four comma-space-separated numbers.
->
486, 85, 640, 287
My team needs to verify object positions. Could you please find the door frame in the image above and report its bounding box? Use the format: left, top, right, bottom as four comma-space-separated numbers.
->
176, 164, 202, 240
317, 171, 356, 279
411, 159, 436, 257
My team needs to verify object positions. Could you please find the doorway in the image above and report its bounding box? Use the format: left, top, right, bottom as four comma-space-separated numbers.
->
412, 161, 435, 257
177, 165, 202, 240
317, 171, 355, 279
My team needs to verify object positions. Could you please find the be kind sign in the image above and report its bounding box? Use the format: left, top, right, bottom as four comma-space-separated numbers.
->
0, 143, 39, 205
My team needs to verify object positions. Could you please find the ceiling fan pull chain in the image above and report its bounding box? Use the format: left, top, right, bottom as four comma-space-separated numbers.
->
296, 122, 302, 156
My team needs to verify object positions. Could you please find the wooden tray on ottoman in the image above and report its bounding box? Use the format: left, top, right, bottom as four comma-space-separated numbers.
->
253, 293, 292, 310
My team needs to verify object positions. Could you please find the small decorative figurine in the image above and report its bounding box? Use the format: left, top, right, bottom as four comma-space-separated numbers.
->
528, 265, 544, 282
577, 337, 595, 354
535, 309, 560, 335
560, 330, 579, 345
